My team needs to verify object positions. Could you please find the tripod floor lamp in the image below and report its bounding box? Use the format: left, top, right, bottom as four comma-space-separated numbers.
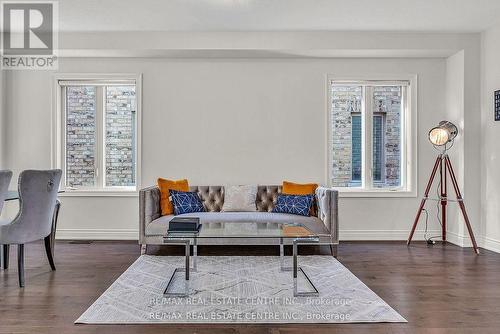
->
407, 121, 480, 254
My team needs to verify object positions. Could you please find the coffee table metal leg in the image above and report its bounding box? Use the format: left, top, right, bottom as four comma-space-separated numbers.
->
164, 239, 191, 297
280, 237, 285, 270
184, 241, 190, 281
293, 238, 320, 297
192, 236, 197, 272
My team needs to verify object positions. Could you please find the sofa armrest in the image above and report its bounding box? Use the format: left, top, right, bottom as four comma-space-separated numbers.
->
315, 186, 339, 243
139, 185, 161, 243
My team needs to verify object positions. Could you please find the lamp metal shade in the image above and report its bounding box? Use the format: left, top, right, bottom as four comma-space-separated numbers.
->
428, 121, 458, 146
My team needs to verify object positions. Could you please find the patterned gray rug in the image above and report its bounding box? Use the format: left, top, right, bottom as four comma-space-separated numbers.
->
76, 255, 406, 324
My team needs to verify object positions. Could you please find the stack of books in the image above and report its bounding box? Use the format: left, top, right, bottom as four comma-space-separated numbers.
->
167, 217, 201, 233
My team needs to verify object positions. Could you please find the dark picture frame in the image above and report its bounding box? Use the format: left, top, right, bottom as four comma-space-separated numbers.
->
495, 90, 500, 121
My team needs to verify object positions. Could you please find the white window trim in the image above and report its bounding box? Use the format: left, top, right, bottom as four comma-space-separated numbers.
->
52, 73, 142, 197
326, 74, 418, 198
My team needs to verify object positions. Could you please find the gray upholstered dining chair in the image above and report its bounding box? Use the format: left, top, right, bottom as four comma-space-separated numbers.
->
0, 169, 62, 287
0, 170, 13, 214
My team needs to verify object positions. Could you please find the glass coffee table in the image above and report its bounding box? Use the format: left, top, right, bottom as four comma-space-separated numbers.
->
163, 221, 331, 297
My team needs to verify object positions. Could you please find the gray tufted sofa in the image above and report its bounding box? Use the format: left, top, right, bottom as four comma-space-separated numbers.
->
139, 185, 339, 256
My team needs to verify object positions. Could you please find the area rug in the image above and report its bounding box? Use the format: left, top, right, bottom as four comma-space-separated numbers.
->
76, 255, 406, 324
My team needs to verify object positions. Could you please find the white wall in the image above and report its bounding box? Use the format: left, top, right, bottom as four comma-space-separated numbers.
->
0, 70, 8, 219
445, 51, 465, 242
0, 70, 5, 168
481, 24, 500, 252
2, 57, 445, 239
1, 31, 483, 244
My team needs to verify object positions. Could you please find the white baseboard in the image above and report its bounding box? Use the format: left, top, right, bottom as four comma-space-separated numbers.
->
444, 230, 472, 248
442, 231, 500, 254
56, 228, 139, 240
479, 235, 500, 253
340, 229, 440, 241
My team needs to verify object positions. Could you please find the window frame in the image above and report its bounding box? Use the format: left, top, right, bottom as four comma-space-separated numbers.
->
52, 73, 142, 197
326, 75, 417, 198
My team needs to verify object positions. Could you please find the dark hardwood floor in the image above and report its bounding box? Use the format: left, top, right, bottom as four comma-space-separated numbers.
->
1, 240, 499, 334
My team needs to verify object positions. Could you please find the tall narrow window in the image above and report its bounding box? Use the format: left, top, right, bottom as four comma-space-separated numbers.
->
372, 114, 385, 183
351, 114, 362, 184
57, 78, 139, 192
330, 80, 410, 192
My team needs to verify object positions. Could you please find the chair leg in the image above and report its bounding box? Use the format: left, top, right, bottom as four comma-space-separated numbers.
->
18, 244, 25, 288
2, 244, 9, 269
44, 236, 56, 271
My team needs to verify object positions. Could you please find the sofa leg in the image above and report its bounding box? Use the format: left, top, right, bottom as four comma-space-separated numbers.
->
140, 244, 147, 255
330, 244, 338, 258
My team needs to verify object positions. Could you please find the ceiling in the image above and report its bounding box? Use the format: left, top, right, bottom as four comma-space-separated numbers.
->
59, 0, 500, 33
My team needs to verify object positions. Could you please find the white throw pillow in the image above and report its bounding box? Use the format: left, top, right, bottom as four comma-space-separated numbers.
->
222, 185, 258, 212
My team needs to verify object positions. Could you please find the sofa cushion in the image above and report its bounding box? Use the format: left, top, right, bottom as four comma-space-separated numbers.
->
282, 181, 318, 216
272, 194, 314, 217
145, 211, 329, 236
282, 181, 318, 195
221, 185, 257, 212
170, 190, 205, 215
157, 178, 189, 215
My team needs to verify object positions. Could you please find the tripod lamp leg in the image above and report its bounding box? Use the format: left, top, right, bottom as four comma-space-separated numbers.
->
408, 199, 427, 245
408, 155, 442, 245
444, 156, 480, 255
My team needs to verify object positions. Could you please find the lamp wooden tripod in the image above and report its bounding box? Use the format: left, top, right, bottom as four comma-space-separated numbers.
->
407, 153, 480, 255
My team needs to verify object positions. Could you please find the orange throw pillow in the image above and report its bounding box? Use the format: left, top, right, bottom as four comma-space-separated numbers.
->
157, 178, 189, 216
282, 181, 319, 216
282, 181, 318, 195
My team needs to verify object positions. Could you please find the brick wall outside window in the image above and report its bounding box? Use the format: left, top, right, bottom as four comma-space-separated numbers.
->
105, 86, 136, 187
331, 85, 361, 187
66, 86, 96, 187
373, 86, 401, 188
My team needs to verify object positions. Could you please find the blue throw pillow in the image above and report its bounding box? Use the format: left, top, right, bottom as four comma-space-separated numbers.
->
169, 190, 205, 215
272, 194, 314, 217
